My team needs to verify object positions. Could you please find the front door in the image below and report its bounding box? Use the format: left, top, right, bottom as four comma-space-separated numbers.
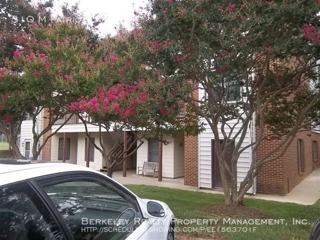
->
211, 139, 235, 189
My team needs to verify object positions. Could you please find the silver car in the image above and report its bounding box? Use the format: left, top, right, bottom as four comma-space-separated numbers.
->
0, 160, 175, 240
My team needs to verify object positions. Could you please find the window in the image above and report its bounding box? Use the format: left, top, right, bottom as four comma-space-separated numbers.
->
206, 80, 241, 103
148, 139, 159, 162
58, 138, 71, 161
297, 139, 305, 174
225, 82, 241, 102
0, 183, 64, 240
42, 177, 142, 240
25, 141, 31, 159
25, 113, 32, 120
312, 141, 319, 163
85, 137, 95, 162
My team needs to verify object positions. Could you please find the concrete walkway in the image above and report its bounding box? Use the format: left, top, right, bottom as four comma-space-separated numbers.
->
254, 169, 320, 205
112, 169, 320, 205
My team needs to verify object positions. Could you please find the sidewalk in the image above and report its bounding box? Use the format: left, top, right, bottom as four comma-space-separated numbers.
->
112, 169, 320, 205
254, 168, 320, 205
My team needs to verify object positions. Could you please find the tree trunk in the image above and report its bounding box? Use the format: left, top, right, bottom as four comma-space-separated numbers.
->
32, 136, 40, 160
8, 136, 23, 159
1, 122, 24, 159
8, 136, 24, 159
158, 140, 163, 182
107, 167, 113, 177
86, 137, 90, 168
123, 132, 127, 177
62, 132, 66, 163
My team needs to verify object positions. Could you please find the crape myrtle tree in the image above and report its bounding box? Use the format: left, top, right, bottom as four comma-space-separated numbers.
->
140, 0, 320, 206
5, 21, 104, 160
69, 29, 196, 177
0, 0, 52, 33
0, 0, 52, 157
0, 68, 31, 158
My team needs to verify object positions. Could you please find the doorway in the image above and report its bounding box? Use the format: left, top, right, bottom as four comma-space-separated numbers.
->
211, 139, 235, 189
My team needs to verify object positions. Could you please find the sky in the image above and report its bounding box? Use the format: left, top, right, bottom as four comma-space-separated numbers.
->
34, 0, 148, 36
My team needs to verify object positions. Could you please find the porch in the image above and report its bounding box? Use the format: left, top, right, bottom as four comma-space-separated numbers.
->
50, 131, 185, 180
50, 132, 138, 171
112, 170, 192, 191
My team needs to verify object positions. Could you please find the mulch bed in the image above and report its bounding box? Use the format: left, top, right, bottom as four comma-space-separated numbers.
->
203, 204, 270, 219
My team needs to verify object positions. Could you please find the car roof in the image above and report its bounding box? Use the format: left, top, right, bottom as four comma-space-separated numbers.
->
0, 163, 94, 186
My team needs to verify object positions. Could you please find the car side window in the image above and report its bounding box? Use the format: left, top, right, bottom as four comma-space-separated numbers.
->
0, 183, 65, 240
41, 177, 142, 240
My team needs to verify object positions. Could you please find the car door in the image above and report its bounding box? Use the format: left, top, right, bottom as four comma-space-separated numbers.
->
0, 181, 67, 240
34, 171, 145, 240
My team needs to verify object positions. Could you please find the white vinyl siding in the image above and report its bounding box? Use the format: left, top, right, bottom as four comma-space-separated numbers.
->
136, 136, 184, 178
198, 88, 256, 194
20, 120, 33, 159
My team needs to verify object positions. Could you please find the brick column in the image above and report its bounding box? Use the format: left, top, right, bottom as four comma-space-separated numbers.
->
184, 134, 198, 187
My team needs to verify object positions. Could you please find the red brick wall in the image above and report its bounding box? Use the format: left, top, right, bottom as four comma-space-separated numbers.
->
285, 131, 320, 192
256, 129, 286, 194
183, 86, 199, 187
184, 134, 198, 186
257, 129, 320, 194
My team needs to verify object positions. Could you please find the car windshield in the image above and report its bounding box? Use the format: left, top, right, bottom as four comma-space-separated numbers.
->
43, 180, 141, 240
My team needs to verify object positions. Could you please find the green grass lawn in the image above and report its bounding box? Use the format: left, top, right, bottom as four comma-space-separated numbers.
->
127, 185, 319, 240
0, 142, 9, 151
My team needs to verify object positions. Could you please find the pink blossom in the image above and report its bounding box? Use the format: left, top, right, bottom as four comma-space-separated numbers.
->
110, 54, 119, 63
56, 60, 63, 67
69, 102, 79, 111
167, 0, 174, 4
38, 53, 46, 61
131, 28, 144, 39
148, 41, 163, 54
227, 2, 236, 13
97, 88, 106, 99
88, 97, 99, 112
0, 68, 7, 79
122, 107, 136, 118
0, 104, 4, 111
112, 103, 121, 114
139, 92, 148, 102
63, 75, 73, 81
107, 92, 117, 101
0, 95, 8, 101
15, 32, 29, 45
89, 97, 98, 107
3, 113, 13, 124
78, 100, 89, 112
41, 40, 52, 48
118, 90, 128, 100
175, 52, 192, 62
44, 62, 50, 71
303, 24, 320, 43
30, 22, 39, 29
102, 99, 109, 112
132, 98, 140, 105
26, 53, 36, 62
13, 49, 21, 59
148, 40, 172, 54
160, 108, 169, 115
